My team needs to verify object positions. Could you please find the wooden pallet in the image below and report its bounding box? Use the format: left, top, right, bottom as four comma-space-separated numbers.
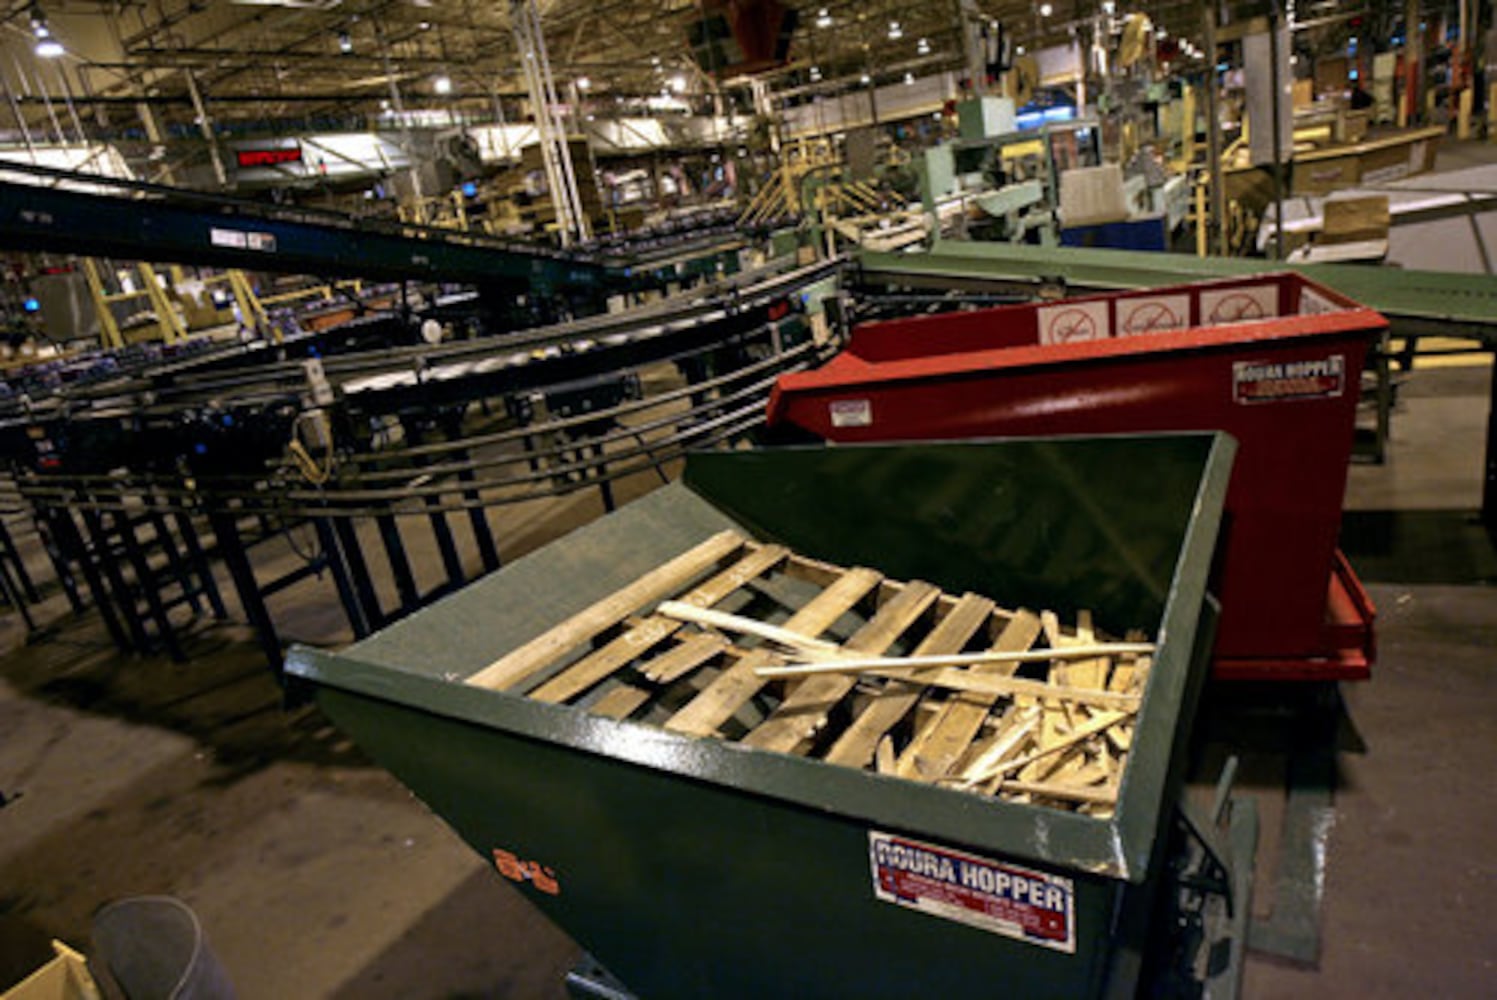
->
466, 530, 1153, 815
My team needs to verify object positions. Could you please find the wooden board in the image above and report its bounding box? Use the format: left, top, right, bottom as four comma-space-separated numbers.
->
481, 530, 1153, 814
823, 593, 995, 768
663, 567, 884, 737
742, 580, 941, 753
466, 530, 744, 690
527, 544, 788, 703
641, 632, 732, 684
895, 609, 1043, 780
589, 684, 654, 720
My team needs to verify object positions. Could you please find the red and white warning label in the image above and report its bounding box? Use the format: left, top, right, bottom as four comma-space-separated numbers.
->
1200, 284, 1278, 325
1232, 354, 1345, 404
1037, 300, 1110, 345
1118, 294, 1190, 336
868, 830, 1075, 952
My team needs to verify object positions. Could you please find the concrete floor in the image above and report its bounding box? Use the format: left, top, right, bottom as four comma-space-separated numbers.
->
3, 276, 1496, 996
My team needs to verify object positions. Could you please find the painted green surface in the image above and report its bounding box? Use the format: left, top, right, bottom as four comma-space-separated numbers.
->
860, 240, 1497, 332
286, 435, 1235, 998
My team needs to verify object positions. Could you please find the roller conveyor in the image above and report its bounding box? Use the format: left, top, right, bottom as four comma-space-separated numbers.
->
0, 161, 613, 296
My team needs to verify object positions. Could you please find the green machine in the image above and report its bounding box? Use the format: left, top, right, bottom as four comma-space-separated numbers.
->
287, 436, 1251, 998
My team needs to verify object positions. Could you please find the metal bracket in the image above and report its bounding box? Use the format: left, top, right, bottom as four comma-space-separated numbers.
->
565, 952, 638, 1000
1162, 755, 1260, 1000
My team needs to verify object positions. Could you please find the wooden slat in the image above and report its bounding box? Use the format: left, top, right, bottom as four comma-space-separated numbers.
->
663, 650, 779, 737
663, 568, 884, 737
466, 530, 745, 690
954, 706, 1041, 786
742, 581, 941, 753
752, 641, 1155, 678
1063, 611, 1109, 691
849, 667, 1144, 711
655, 602, 840, 656
1066, 656, 1111, 692
997, 778, 1120, 805
590, 684, 653, 720
970, 709, 1131, 785
527, 544, 788, 703
895, 609, 1043, 780
642, 632, 732, 684
824, 593, 995, 768
780, 552, 968, 619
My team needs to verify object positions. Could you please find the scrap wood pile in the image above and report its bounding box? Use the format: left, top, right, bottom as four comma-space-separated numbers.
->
467, 530, 1153, 815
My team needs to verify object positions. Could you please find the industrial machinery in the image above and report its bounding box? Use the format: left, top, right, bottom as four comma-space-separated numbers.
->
0, 219, 841, 670
287, 435, 1252, 998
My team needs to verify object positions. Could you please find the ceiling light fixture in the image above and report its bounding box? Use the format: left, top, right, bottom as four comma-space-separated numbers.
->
916, 37, 930, 55
888, 21, 902, 41
815, 8, 831, 29
668, 74, 686, 93
1039, 3, 1053, 16
576, 76, 591, 90
903, 72, 914, 85
809, 65, 821, 81
30, 7, 63, 58
419, 21, 431, 31
433, 74, 452, 94
860, 72, 871, 84
338, 31, 353, 54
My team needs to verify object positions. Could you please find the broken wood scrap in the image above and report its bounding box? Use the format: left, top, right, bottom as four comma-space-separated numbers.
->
894, 609, 1043, 781
662, 567, 884, 737
997, 778, 1121, 806
752, 640, 1157, 678
946, 706, 1042, 785
742, 580, 942, 753
962, 709, 1133, 788
823, 592, 996, 769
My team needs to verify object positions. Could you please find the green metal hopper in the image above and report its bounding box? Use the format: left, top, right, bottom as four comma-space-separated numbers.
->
286, 435, 1238, 999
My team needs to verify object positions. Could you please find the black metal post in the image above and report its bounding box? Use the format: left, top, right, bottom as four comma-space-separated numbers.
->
0, 518, 40, 604
208, 507, 284, 672
375, 512, 420, 612
455, 449, 501, 573
333, 515, 383, 628
1483, 351, 1496, 536
406, 420, 465, 590
172, 509, 228, 619
144, 501, 202, 617
78, 506, 150, 653
35, 512, 86, 615
315, 516, 373, 638
109, 508, 185, 661
48, 507, 125, 644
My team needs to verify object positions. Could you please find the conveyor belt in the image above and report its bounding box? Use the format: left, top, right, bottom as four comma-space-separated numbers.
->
0, 161, 612, 295
859, 241, 1497, 342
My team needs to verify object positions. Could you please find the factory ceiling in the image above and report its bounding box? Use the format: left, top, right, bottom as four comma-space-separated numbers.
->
0, 1, 1395, 141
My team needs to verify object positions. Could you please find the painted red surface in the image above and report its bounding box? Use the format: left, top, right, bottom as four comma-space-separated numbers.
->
769, 273, 1381, 680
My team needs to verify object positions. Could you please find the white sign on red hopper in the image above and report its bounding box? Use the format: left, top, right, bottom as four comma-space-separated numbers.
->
1037, 300, 1110, 345
1118, 293, 1190, 336
1199, 284, 1278, 325
868, 830, 1075, 952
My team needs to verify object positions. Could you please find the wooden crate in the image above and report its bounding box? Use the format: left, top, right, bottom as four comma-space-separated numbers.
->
467, 531, 1152, 816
